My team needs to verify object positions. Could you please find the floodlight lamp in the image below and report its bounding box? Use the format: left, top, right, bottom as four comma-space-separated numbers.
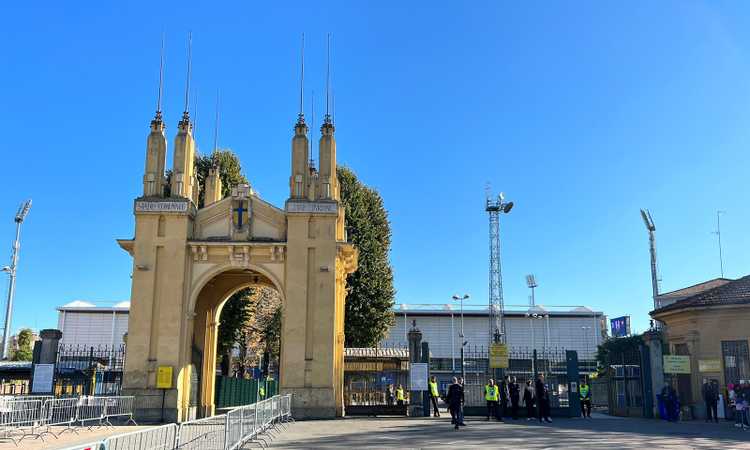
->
526, 274, 537, 288
15, 200, 32, 223
502, 202, 514, 213
1, 267, 10, 273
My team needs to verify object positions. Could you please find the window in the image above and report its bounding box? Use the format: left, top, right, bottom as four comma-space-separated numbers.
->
722, 340, 750, 385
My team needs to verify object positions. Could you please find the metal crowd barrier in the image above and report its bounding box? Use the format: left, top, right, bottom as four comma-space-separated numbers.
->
103, 423, 177, 450
102, 396, 138, 426
0, 398, 46, 442
175, 414, 227, 450
42, 397, 80, 437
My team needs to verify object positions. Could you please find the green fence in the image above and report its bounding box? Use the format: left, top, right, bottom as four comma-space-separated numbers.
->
215, 376, 278, 409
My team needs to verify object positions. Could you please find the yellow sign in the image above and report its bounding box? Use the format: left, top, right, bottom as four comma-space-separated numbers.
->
489, 343, 509, 369
156, 366, 173, 389
663, 356, 691, 374
699, 359, 722, 372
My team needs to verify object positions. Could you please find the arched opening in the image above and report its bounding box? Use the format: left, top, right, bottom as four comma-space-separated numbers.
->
189, 267, 284, 417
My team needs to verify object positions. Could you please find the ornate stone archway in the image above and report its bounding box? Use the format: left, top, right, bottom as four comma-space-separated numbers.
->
118, 108, 356, 421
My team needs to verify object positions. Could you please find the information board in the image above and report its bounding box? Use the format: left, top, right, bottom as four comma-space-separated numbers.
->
409, 363, 429, 391
31, 364, 54, 393
699, 359, 722, 372
489, 343, 509, 369
610, 316, 631, 338
157, 366, 173, 389
663, 355, 691, 374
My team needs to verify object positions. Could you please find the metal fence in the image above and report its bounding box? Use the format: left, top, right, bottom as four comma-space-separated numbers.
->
462, 346, 572, 408
0, 395, 136, 444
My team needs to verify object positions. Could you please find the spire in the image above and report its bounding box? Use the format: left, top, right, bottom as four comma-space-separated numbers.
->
309, 90, 316, 169
297, 33, 305, 125
153, 32, 165, 124
213, 90, 220, 159
324, 33, 332, 126
180, 31, 193, 130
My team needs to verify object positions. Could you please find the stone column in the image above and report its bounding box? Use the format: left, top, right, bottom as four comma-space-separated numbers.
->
407, 320, 423, 417
37, 329, 62, 364
642, 330, 664, 418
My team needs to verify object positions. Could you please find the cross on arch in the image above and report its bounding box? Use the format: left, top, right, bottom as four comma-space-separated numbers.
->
234, 201, 247, 228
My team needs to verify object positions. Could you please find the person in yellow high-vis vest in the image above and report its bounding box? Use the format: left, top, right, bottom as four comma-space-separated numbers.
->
429, 376, 441, 417
396, 384, 406, 407
580, 380, 592, 418
485, 379, 500, 421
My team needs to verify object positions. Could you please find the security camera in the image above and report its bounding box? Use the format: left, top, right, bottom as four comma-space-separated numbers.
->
1, 267, 10, 273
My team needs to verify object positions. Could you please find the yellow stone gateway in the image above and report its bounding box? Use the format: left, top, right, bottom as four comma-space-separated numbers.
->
117, 87, 357, 421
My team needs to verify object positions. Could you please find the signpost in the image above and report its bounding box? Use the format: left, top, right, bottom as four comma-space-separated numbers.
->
663, 356, 691, 374
156, 366, 173, 423
410, 363, 428, 391
489, 343, 509, 369
31, 363, 54, 394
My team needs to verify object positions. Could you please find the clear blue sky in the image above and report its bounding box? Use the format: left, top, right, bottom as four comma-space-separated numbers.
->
1, 1, 749, 335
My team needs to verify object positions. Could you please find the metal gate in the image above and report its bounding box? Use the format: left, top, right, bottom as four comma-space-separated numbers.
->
462, 347, 573, 411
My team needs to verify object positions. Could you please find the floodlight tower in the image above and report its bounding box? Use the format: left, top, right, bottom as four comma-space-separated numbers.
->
526, 274, 538, 307
486, 191, 513, 344
1, 200, 32, 360
640, 209, 660, 311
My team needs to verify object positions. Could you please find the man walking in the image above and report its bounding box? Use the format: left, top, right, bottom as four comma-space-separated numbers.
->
510, 376, 520, 420
429, 376, 441, 417
535, 373, 552, 423
446, 377, 465, 430
485, 378, 500, 421
580, 378, 592, 418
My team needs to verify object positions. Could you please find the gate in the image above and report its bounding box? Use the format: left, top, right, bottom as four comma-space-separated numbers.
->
343, 347, 409, 415
461, 346, 576, 416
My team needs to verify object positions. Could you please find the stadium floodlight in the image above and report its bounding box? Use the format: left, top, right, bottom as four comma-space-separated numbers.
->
640, 209, 655, 232
526, 274, 537, 288
502, 202, 514, 213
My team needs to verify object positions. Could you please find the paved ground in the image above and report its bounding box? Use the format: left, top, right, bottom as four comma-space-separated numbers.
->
0, 425, 152, 450
270, 413, 750, 449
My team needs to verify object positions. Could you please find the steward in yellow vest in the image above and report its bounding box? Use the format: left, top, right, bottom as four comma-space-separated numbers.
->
429, 376, 441, 417
580, 381, 592, 418
485, 379, 501, 421
396, 385, 406, 406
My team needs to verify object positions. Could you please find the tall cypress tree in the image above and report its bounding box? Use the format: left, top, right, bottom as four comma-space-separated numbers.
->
338, 166, 396, 347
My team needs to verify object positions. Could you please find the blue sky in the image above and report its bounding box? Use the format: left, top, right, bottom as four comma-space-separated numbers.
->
1, 1, 749, 335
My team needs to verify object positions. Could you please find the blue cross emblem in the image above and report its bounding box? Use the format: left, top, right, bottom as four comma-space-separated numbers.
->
234, 201, 247, 228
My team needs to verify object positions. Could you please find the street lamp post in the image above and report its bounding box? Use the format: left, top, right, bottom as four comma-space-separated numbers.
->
1, 200, 31, 360
452, 294, 469, 380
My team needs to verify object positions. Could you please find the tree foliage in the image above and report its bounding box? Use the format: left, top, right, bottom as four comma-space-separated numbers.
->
12, 328, 34, 361
596, 334, 643, 368
338, 166, 396, 347
194, 149, 248, 208
217, 289, 254, 374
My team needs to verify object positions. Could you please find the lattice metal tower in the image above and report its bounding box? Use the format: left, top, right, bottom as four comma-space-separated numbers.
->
486, 191, 513, 344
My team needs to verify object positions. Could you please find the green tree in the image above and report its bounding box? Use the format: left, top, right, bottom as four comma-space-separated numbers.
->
338, 166, 396, 347
596, 334, 644, 368
164, 148, 248, 204
194, 149, 248, 208
217, 288, 254, 375
12, 328, 34, 361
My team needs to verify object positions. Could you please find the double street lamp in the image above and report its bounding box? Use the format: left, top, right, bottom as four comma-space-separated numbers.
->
452, 294, 469, 379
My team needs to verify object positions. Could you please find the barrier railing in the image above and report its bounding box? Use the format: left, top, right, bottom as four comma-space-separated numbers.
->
176, 414, 227, 450
103, 423, 177, 450
0, 393, 292, 449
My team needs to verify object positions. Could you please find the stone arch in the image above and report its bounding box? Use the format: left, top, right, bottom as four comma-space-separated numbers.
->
188, 266, 285, 417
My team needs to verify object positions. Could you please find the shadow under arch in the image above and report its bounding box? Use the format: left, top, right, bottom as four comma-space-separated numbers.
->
187, 264, 286, 418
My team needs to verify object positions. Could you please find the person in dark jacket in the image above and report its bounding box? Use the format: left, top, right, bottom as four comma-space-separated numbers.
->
701, 379, 718, 423
509, 376, 520, 420
535, 373, 552, 423
499, 375, 510, 420
523, 380, 535, 420
446, 377, 465, 430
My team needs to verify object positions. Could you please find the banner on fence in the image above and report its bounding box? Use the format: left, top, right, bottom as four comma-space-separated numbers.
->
489, 343, 509, 369
663, 355, 691, 374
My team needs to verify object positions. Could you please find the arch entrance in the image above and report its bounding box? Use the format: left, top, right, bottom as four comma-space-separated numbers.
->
118, 104, 357, 421
192, 267, 282, 417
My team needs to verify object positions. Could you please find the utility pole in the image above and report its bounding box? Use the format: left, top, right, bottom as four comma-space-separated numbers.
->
640, 209, 660, 309
713, 211, 726, 278
2, 200, 32, 360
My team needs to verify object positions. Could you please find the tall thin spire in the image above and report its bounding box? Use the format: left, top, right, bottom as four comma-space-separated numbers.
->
310, 90, 316, 168
213, 90, 220, 156
324, 33, 332, 125
155, 33, 165, 121
298, 33, 305, 124
183, 31, 193, 117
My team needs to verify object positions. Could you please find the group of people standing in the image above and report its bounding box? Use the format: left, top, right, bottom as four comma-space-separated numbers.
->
436, 373, 556, 429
